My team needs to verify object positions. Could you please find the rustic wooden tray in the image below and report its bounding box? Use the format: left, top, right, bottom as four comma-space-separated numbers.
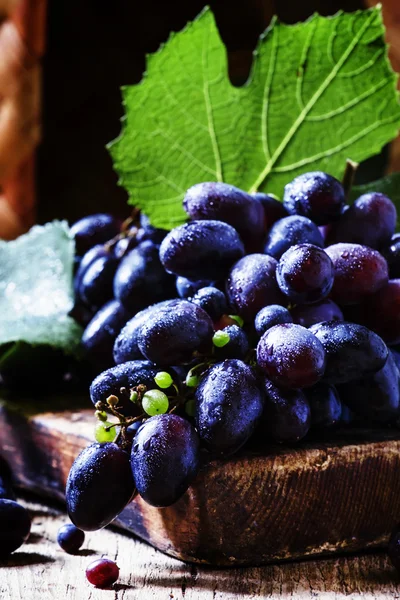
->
0, 393, 399, 566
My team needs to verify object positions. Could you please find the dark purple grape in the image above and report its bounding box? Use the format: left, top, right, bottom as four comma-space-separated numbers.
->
195, 359, 264, 456
340, 403, 354, 425
190, 286, 228, 321
0, 499, 31, 556
114, 241, 175, 312
66, 442, 134, 531
90, 360, 174, 417
74, 245, 108, 299
137, 299, 213, 366
112, 234, 138, 260
276, 244, 334, 304
86, 558, 119, 588
382, 238, 400, 279
214, 325, 249, 360
226, 254, 285, 322
252, 193, 288, 230
283, 172, 345, 225
309, 321, 388, 384
254, 305, 292, 337
183, 182, 265, 250
176, 276, 213, 299
137, 213, 168, 245
79, 253, 119, 309
326, 192, 397, 249
290, 299, 343, 328
264, 215, 324, 260
325, 243, 388, 305
338, 351, 400, 423
257, 324, 326, 389
131, 414, 200, 507
125, 420, 143, 443
260, 379, 311, 443
358, 279, 400, 346
71, 214, 121, 256
57, 524, 85, 554
160, 220, 245, 280
305, 382, 342, 428
81, 300, 131, 371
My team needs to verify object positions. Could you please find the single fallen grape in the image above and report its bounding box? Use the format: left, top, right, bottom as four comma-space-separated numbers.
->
142, 389, 169, 416
57, 523, 85, 554
86, 558, 119, 588
0, 499, 31, 557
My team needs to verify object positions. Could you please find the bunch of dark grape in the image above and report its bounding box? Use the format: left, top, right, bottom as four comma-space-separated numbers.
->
67, 172, 400, 534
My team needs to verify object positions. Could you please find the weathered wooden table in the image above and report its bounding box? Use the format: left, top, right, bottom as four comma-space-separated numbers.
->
1, 494, 399, 600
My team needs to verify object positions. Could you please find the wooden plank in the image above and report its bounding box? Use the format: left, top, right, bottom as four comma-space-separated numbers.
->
2, 495, 400, 600
1, 398, 400, 566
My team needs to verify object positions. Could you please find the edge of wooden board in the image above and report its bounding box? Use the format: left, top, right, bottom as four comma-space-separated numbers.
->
0, 398, 399, 566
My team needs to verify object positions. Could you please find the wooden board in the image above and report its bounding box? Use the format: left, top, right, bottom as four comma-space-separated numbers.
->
0, 395, 400, 567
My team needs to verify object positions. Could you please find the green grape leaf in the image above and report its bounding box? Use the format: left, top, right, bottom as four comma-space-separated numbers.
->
350, 172, 400, 205
0, 221, 82, 360
109, 6, 400, 230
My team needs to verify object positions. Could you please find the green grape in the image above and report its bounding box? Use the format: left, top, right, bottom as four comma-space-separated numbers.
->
229, 314, 244, 327
185, 371, 200, 387
154, 371, 173, 389
130, 390, 138, 403
142, 390, 169, 416
94, 421, 118, 443
95, 410, 108, 422
185, 398, 196, 417
213, 330, 230, 348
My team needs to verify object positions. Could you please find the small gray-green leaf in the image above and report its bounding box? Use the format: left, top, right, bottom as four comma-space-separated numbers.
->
0, 221, 82, 355
109, 6, 400, 230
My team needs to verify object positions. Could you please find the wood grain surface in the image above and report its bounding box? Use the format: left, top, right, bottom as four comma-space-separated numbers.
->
1, 397, 400, 567
2, 494, 400, 600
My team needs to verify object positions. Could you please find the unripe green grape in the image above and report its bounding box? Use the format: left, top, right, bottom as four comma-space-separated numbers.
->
213, 330, 230, 348
154, 371, 173, 389
142, 390, 169, 416
94, 421, 118, 443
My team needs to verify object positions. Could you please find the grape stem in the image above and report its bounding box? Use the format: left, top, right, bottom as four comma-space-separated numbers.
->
342, 159, 359, 201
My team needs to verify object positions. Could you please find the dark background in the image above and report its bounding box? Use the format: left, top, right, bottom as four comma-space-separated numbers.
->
38, 0, 381, 224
